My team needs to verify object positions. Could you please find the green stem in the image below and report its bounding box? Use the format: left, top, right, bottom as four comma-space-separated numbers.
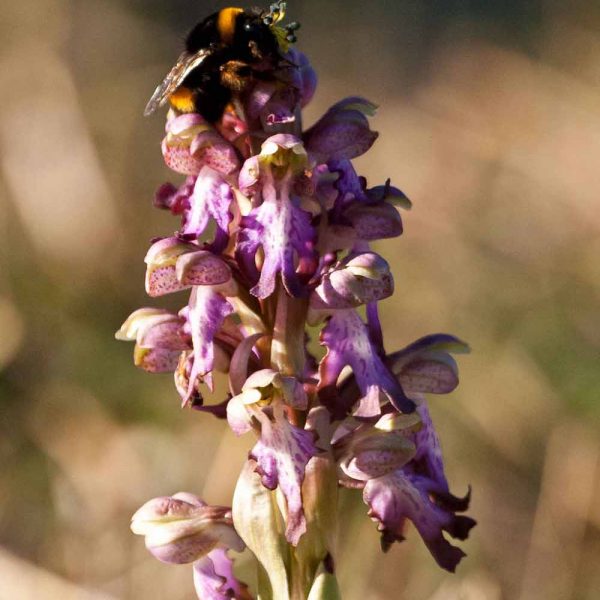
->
271, 281, 308, 378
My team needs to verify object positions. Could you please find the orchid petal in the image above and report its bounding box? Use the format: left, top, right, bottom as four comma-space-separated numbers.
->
408, 400, 450, 492
131, 495, 244, 566
117, 309, 188, 373
189, 130, 240, 176
162, 114, 238, 176
167, 113, 208, 136
237, 171, 316, 299
115, 308, 177, 342
287, 49, 318, 108
185, 287, 233, 402
145, 237, 197, 297
310, 252, 393, 311
367, 180, 412, 210
346, 202, 403, 240
182, 167, 233, 251
304, 97, 378, 162
249, 406, 317, 545
229, 333, 265, 395
193, 550, 251, 600
176, 251, 232, 287
388, 334, 470, 394
134, 346, 183, 373
328, 159, 369, 207
226, 394, 254, 436
364, 472, 475, 572
319, 310, 414, 417
340, 433, 416, 481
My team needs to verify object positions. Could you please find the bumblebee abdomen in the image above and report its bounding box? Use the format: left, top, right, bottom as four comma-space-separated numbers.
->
185, 7, 246, 53
168, 86, 197, 113
217, 7, 244, 44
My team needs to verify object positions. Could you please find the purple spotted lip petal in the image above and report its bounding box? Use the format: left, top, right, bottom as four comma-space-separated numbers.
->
319, 310, 414, 417
364, 471, 476, 572
182, 166, 233, 252
249, 406, 317, 545
404, 399, 453, 494
237, 170, 316, 299
185, 287, 233, 402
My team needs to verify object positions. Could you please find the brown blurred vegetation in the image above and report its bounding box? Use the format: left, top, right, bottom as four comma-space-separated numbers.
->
1, 0, 599, 598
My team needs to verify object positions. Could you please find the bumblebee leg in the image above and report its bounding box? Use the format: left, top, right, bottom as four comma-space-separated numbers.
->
219, 60, 254, 93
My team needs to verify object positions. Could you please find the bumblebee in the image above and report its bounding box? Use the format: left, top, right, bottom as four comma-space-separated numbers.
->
144, 2, 300, 122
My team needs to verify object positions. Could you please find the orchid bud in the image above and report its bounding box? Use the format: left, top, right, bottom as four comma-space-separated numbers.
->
131, 493, 244, 565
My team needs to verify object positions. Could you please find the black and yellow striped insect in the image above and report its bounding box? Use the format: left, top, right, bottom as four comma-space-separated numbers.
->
144, 2, 300, 122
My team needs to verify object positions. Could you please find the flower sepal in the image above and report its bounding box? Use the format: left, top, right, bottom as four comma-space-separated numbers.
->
130, 492, 244, 565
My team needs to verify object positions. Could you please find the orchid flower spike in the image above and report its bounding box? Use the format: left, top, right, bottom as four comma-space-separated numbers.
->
119, 3, 474, 597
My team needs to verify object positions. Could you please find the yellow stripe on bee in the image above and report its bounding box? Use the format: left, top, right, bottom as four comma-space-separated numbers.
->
168, 86, 196, 112
217, 7, 243, 44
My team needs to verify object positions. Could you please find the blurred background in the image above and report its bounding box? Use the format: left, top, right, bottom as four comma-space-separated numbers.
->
1, 0, 599, 598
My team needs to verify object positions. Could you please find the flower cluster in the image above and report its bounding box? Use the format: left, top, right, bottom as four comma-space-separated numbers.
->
119, 12, 474, 598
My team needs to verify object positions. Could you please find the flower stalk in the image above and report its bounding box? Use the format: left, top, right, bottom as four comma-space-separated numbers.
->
119, 4, 475, 598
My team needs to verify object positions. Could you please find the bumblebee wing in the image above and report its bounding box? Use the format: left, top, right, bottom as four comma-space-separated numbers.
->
144, 49, 211, 116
